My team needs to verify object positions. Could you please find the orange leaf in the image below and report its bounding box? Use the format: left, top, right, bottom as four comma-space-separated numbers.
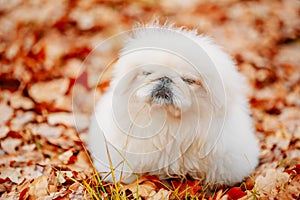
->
187, 180, 202, 196
98, 81, 110, 93
241, 177, 255, 191
227, 187, 247, 200
294, 164, 300, 174
19, 187, 29, 200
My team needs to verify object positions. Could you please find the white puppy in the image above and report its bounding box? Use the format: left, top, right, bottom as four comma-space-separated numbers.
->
88, 24, 259, 186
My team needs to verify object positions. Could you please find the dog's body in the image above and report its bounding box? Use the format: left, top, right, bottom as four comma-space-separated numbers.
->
88, 24, 259, 186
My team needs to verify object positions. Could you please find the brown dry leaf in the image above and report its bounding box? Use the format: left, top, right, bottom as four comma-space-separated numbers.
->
0, 165, 44, 191
0, 90, 11, 104
58, 149, 74, 164
280, 108, 300, 134
68, 182, 86, 199
4, 38, 21, 60
62, 58, 83, 78
148, 188, 171, 200
277, 174, 300, 199
22, 165, 45, 183
265, 126, 292, 150
123, 176, 157, 198
215, 189, 227, 200
63, 128, 80, 141
256, 168, 290, 197
0, 150, 43, 165
28, 78, 70, 103
0, 137, 22, 154
9, 92, 34, 110
0, 167, 25, 184
53, 95, 72, 111
10, 111, 35, 131
36, 30, 70, 70
20, 143, 36, 152
0, 103, 14, 124
48, 112, 89, 131
7, 0, 68, 26
261, 114, 280, 133
69, 6, 120, 30
47, 136, 76, 149
68, 150, 93, 172
28, 123, 64, 139
44, 189, 68, 200
28, 175, 49, 198
0, 125, 9, 139
55, 171, 73, 185
266, 135, 289, 151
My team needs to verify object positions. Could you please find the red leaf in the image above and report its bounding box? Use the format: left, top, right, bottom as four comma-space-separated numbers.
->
68, 155, 77, 164
227, 187, 247, 200
99, 81, 110, 93
187, 180, 202, 195
171, 179, 202, 198
241, 177, 255, 191
285, 164, 300, 175
294, 164, 300, 174
171, 179, 182, 189
19, 187, 29, 200
143, 175, 167, 189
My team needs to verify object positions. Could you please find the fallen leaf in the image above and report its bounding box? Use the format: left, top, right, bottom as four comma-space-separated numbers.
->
29, 123, 64, 138
171, 179, 202, 198
68, 150, 92, 172
62, 58, 83, 78
68, 183, 85, 199
241, 177, 255, 191
47, 136, 76, 149
28, 78, 70, 103
0, 125, 9, 139
0, 103, 14, 124
0, 167, 24, 184
28, 175, 49, 198
0, 150, 43, 165
256, 168, 289, 196
148, 188, 171, 200
0, 137, 22, 153
226, 187, 247, 200
58, 149, 74, 164
9, 92, 34, 110
10, 111, 35, 131
48, 112, 89, 131
53, 95, 72, 111
123, 178, 157, 198
55, 171, 73, 185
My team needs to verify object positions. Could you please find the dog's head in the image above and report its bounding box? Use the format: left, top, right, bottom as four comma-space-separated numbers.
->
111, 49, 209, 117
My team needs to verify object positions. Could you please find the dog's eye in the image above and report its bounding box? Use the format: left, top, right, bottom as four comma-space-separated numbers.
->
142, 71, 152, 76
182, 78, 196, 84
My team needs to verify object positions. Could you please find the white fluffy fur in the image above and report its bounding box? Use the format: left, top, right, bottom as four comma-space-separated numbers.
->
88, 24, 260, 186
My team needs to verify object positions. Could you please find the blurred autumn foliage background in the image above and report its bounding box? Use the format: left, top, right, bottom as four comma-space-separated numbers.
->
0, 0, 300, 199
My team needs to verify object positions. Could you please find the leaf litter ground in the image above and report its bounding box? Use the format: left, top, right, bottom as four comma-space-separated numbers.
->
0, 0, 300, 199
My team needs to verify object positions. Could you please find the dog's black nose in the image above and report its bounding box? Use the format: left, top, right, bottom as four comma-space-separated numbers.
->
159, 76, 172, 84
151, 76, 173, 105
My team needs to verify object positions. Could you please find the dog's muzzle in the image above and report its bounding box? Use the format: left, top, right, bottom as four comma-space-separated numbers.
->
151, 76, 173, 105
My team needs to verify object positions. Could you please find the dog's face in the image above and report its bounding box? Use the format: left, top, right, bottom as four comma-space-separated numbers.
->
112, 49, 208, 117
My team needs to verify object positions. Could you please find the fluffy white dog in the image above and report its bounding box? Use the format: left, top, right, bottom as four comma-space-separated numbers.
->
88, 24, 259, 186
